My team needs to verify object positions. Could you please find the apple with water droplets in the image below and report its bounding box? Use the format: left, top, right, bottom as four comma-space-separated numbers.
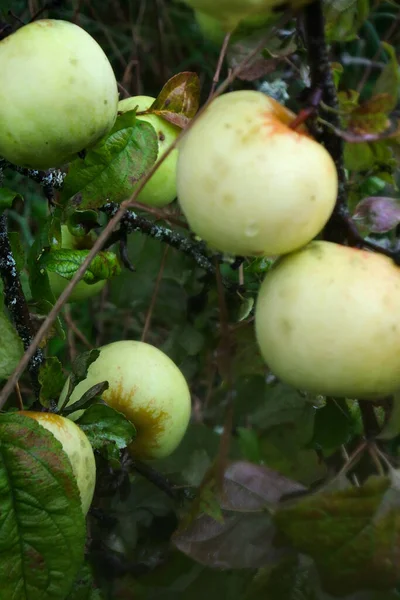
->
0, 19, 118, 169
177, 91, 338, 257
255, 241, 400, 399
118, 96, 180, 207
19, 411, 96, 515
59, 340, 191, 459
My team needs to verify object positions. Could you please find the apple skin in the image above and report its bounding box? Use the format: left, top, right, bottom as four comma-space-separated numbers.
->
47, 225, 106, 303
0, 19, 119, 169
177, 91, 338, 257
183, 0, 312, 30
59, 340, 191, 459
195, 10, 275, 45
255, 241, 400, 399
118, 96, 180, 207
19, 411, 96, 515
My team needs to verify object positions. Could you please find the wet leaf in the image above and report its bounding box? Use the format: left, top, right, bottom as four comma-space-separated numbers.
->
274, 476, 400, 595
0, 413, 85, 599
40, 248, 121, 284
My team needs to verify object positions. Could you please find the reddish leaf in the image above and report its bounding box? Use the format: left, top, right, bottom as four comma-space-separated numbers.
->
173, 461, 306, 569
353, 196, 400, 233
149, 72, 200, 128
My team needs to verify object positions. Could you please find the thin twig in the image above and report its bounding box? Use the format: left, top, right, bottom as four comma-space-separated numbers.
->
209, 31, 231, 99
0, 159, 65, 192
141, 246, 169, 342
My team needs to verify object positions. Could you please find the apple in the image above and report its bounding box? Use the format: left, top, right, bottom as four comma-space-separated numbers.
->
195, 10, 275, 45
177, 90, 338, 257
0, 19, 119, 169
118, 96, 180, 207
59, 340, 191, 459
47, 225, 107, 303
255, 241, 400, 399
19, 411, 96, 515
182, 0, 313, 30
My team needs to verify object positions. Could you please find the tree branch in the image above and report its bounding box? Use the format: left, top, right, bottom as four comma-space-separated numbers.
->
101, 203, 242, 293
0, 213, 44, 397
301, 0, 347, 242
0, 158, 65, 193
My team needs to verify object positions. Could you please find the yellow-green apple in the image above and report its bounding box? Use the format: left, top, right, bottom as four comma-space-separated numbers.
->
0, 19, 118, 169
19, 411, 96, 515
47, 225, 107, 303
182, 0, 313, 30
255, 241, 400, 399
118, 96, 180, 207
177, 90, 338, 257
59, 340, 191, 459
195, 10, 275, 45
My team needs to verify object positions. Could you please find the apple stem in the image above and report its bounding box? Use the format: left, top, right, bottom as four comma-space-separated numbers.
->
0, 212, 44, 398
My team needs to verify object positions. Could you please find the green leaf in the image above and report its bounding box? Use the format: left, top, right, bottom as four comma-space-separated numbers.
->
310, 398, 353, 455
0, 308, 23, 381
40, 248, 121, 284
373, 43, 400, 110
274, 476, 400, 596
324, 0, 370, 42
76, 403, 136, 451
60, 112, 158, 208
66, 563, 103, 600
377, 392, 400, 440
0, 187, 23, 213
150, 72, 200, 128
0, 413, 86, 600
38, 357, 65, 408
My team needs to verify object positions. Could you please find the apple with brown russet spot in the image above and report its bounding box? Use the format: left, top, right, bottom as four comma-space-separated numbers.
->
59, 340, 191, 459
255, 241, 400, 399
19, 411, 96, 516
177, 90, 338, 257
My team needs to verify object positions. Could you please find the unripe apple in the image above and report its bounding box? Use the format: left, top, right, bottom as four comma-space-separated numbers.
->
0, 19, 119, 169
183, 0, 313, 30
118, 96, 180, 207
255, 241, 400, 399
195, 10, 275, 45
47, 225, 107, 303
19, 411, 96, 515
59, 341, 191, 459
177, 91, 338, 257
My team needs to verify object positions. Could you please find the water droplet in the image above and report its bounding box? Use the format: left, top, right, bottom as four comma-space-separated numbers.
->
245, 222, 259, 238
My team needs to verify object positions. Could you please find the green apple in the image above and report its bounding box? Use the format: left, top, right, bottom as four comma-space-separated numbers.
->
47, 225, 107, 303
195, 10, 275, 45
177, 90, 338, 257
0, 19, 118, 169
59, 340, 191, 459
255, 241, 400, 399
19, 411, 96, 515
183, 0, 313, 30
118, 96, 180, 207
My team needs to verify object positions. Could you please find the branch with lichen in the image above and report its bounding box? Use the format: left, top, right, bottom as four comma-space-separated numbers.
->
0, 213, 44, 397
0, 158, 65, 194
101, 202, 242, 293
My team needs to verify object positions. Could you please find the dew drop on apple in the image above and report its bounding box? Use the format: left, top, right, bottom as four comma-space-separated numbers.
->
245, 221, 259, 238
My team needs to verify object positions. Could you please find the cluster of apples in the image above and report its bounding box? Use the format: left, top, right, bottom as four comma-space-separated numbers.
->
0, 20, 191, 516
176, 89, 400, 402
